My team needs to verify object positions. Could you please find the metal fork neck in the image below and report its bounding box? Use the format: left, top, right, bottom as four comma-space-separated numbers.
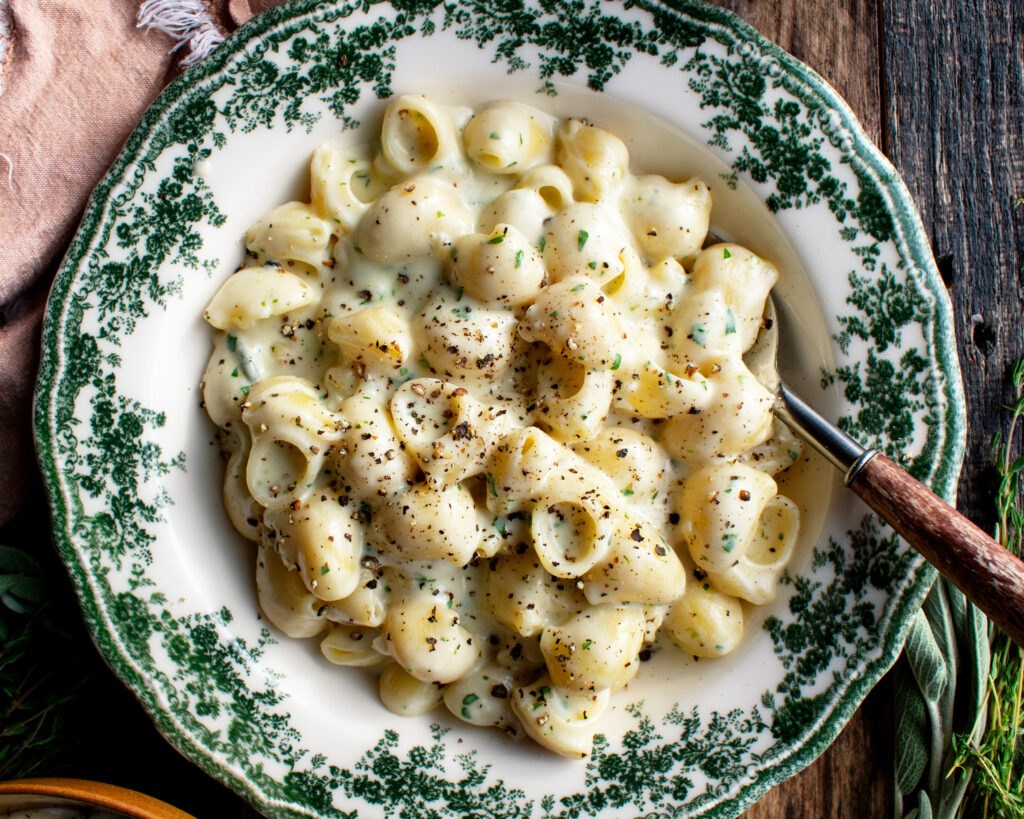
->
775, 381, 878, 485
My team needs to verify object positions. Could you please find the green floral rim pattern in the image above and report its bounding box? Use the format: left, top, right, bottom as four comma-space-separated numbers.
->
33, 1, 965, 817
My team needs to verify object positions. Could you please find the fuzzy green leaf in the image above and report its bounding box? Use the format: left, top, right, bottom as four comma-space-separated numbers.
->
895, 657, 930, 796
947, 585, 990, 723
0, 545, 41, 574
0, 546, 45, 617
903, 608, 949, 704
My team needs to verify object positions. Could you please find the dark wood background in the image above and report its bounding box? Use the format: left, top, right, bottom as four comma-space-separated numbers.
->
720, 0, 1024, 815
3, 1, 1021, 816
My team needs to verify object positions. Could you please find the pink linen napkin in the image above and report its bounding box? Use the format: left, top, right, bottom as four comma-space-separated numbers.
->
0, 0, 284, 526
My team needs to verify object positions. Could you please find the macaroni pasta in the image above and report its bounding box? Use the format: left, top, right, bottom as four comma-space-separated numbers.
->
201, 95, 802, 758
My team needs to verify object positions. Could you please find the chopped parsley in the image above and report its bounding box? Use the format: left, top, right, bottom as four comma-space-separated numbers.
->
461, 693, 480, 717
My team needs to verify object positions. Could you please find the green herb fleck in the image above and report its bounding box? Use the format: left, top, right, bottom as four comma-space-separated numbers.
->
725, 308, 737, 335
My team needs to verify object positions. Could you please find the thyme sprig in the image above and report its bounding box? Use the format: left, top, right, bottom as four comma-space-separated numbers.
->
0, 542, 91, 779
950, 355, 1024, 815
0, 612, 82, 777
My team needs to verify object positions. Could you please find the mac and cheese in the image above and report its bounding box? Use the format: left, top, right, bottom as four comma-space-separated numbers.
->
202, 96, 801, 758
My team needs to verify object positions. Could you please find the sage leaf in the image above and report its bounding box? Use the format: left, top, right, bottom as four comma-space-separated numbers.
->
904, 608, 948, 704
0, 546, 45, 614
936, 761, 971, 819
948, 587, 990, 722
895, 656, 930, 795
0, 544, 41, 574
897, 576, 991, 818
915, 790, 934, 819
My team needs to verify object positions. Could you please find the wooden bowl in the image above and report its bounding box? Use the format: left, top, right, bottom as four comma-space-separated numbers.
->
0, 778, 194, 818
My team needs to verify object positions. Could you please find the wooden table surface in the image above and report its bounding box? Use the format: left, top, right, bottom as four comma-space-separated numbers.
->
3, 1, 1021, 817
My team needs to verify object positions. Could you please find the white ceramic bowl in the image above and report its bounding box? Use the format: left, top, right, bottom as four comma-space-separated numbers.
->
35, 1, 964, 817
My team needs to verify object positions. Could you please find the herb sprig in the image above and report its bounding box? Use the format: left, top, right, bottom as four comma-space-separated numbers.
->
949, 355, 1024, 816
0, 542, 93, 779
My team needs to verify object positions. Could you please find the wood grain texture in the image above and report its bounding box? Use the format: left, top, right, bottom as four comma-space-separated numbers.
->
696, 2, 894, 816
850, 454, 1024, 647
706, 0, 883, 144
726, 0, 1024, 815
882, 1, 1024, 530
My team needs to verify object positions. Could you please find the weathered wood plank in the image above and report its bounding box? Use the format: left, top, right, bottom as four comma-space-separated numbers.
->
697, 2, 892, 815
882, 1, 1024, 532
706, 0, 883, 145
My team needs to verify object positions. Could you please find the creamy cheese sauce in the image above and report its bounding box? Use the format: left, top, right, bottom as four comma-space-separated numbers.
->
201, 95, 803, 757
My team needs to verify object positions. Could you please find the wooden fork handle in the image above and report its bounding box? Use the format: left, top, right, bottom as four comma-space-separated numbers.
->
848, 454, 1024, 646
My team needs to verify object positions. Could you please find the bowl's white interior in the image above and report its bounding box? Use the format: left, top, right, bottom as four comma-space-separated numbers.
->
128, 73, 844, 791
